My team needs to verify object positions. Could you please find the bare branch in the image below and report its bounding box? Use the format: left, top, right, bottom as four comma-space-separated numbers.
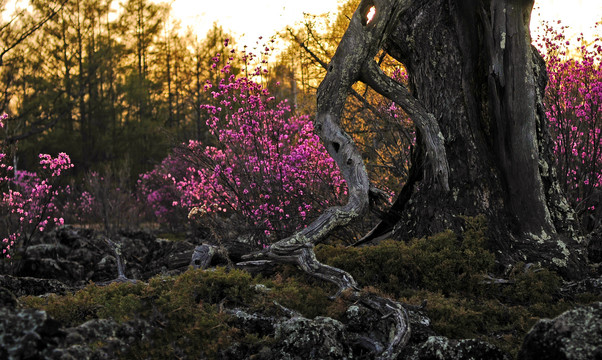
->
0, 0, 68, 65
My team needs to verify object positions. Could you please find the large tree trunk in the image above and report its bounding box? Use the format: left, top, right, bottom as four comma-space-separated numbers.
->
371, 0, 586, 277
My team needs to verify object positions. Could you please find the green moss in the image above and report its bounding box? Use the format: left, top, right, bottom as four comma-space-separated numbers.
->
21, 268, 258, 358
248, 267, 348, 320
315, 240, 410, 296
21, 281, 147, 326
407, 292, 486, 338
501, 263, 562, 306
316, 215, 495, 296
403, 290, 538, 357
169, 266, 256, 305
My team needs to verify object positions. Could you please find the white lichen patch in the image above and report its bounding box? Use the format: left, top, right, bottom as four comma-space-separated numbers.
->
552, 240, 570, 268
552, 257, 566, 267
500, 32, 506, 49
557, 239, 570, 258
346, 305, 360, 318
529, 230, 551, 245
252, 284, 272, 293
479, 187, 491, 209
539, 159, 549, 176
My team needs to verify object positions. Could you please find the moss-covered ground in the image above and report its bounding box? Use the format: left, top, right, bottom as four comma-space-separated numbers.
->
20, 217, 602, 358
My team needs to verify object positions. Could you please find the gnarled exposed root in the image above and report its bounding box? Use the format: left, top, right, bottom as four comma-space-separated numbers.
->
239, 244, 412, 359
240, 243, 359, 298
359, 294, 412, 360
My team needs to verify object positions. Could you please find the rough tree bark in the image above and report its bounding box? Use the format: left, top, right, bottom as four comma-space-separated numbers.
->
372, 0, 587, 278
241, 0, 588, 357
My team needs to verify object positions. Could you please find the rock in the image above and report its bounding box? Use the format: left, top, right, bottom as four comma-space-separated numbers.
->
342, 300, 435, 356
226, 308, 276, 337
0, 287, 19, 308
221, 235, 261, 263
0, 275, 72, 297
400, 336, 511, 360
518, 302, 602, 360
19, 258, 85, 284
9, 226, 198, 285
343, 303, 397, 354
582, 189, 601, 234
587, 227, 602, 264
17, 226, 113, 285
52, 318, 154, 359
0, 307, 63, 359
560, 277, 602, 298
191, 244, 217, 269
144, 237, 197, 277
274, 316, 351, 360
0, 305, 154, 359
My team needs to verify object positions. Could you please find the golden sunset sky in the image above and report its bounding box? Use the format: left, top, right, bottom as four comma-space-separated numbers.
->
170, 0, 601, 48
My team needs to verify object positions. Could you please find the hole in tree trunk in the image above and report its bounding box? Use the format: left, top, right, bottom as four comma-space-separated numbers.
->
360, 0, 376, 26
332, 142, 341, 153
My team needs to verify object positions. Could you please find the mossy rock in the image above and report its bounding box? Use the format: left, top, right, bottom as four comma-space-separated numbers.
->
519, 302, 602, 360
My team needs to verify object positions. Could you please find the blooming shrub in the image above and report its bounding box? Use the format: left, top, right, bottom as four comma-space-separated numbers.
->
537, 22, 602, 225
138, 151, 190, 230
140, 41, 347, 244
1, 116, 73, 258
62, 189, 95, 225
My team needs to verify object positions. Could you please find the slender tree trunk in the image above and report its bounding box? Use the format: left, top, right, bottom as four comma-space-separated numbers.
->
76, 0, 88, 168
194, 54, 203, 141
60, 10, 73, 132
165, 30, 174, 127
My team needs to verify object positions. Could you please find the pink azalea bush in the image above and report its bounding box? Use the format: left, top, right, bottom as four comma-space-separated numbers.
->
63, 189, 95, 225
1, 115, 73, 258
537, 22, 602, 223
140, 41, 347, 244
138, 151, 190, 229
